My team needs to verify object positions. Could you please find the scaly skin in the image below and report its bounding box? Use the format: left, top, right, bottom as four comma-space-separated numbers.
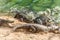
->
13, 23, 60, 33
13, 23, 49, 33
10, 8, 36, 23
11, 10, 54, 26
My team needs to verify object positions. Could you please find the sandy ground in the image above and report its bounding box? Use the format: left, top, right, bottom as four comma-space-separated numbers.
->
0, 16, 60, 40
0, 27, 60, 40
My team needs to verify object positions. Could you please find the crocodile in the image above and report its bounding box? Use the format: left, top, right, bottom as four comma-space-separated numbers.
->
12, 23, 60, 33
